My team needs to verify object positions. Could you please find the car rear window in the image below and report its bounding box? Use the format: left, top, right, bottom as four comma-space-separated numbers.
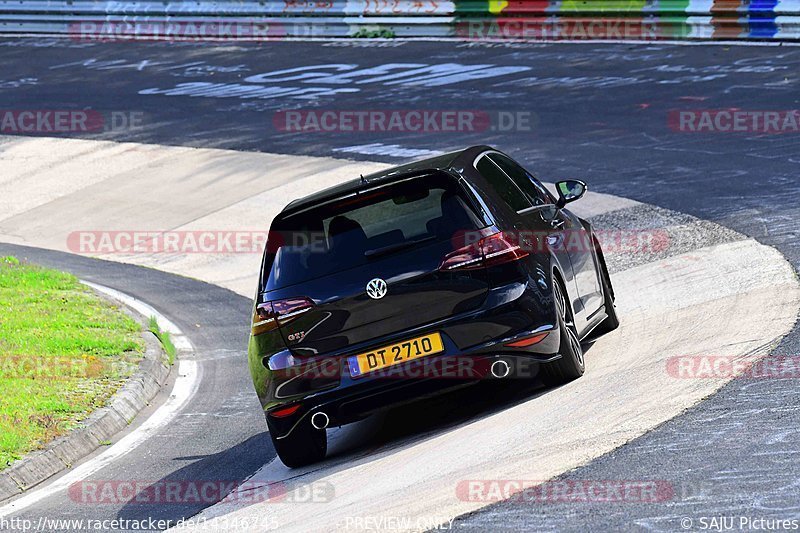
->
488, 153, 553, 207
262, 172, 485, 290
475, 156, 532, 212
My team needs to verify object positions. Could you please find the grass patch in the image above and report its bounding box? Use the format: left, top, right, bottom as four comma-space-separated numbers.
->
148, 316, 176, 365
0, 257, 144, 470
351, 28, 396, 38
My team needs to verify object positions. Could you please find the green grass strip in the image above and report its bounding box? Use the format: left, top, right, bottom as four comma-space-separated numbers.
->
148, 316, 176, 366
0, 256, 144, 470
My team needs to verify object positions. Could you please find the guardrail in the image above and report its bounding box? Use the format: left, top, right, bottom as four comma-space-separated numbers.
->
0, 1, 798, 40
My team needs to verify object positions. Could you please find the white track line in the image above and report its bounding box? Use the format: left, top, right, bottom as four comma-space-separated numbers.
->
82, 281, 194, 354
0, 282, 200, 518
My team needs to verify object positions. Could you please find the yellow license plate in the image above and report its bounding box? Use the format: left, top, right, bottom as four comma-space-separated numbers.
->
347, 332, 445, 378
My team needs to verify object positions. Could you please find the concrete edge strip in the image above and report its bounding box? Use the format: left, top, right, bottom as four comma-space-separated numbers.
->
446, 253, 800, 530
437, 225, 800, 524
584, 202, 749, 275
0, 281, 195, 507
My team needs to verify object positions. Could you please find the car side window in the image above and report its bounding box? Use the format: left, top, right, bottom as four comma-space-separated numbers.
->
475, 156, 532, 212
488, 153, 553, 207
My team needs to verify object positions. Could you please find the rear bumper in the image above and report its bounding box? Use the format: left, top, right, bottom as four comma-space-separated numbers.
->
254, 278, 561, 438
266, 332, 560, 439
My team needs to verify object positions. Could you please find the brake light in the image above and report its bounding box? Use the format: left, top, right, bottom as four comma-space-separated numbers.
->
505, 332, 549, 348
438, 241, 483, 271
439, 232, 528, 271
252, 297, 315, 336
269, 403, 301, 418
271, 297, 315, 321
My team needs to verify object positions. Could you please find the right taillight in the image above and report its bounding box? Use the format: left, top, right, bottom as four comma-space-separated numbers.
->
252, 296, 315, 336
439, 231, 528, 272
505, 332, 549, 347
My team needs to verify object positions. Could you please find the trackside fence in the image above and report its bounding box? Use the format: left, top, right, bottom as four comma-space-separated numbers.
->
1, 1, 798, 40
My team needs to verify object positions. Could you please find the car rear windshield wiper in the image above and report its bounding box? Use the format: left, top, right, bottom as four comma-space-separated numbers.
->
364, 235, 437, 259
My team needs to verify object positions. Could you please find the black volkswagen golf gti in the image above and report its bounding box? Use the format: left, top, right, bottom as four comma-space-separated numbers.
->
249, 146, 618, 467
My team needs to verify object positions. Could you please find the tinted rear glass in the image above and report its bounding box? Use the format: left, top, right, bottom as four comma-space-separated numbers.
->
488, 153, 553, 207
475, 156, 531, 212
263, 173, 484, 290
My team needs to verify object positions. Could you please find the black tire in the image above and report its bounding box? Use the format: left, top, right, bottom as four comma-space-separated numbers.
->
592, 239, 620, 336
541, 278, 585, 386
267, 416, 327, 468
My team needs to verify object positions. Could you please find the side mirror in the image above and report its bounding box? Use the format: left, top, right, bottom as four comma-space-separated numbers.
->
555, 180, 587, 208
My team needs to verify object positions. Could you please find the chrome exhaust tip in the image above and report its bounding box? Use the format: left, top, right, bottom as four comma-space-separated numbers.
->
311, 411, 330, 430
490, 359, 511, 379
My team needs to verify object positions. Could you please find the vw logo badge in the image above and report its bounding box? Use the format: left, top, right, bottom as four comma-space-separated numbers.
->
366, 278, 388, 300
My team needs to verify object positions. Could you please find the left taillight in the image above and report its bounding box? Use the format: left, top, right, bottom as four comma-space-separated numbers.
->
269, 403, 302, 418
439, 231, 528, 272
252, 296, 315, 336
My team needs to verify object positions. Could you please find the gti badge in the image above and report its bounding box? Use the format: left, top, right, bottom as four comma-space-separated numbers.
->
366, 278, 388, 300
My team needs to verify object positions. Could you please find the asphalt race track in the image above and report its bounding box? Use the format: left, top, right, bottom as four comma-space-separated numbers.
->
1, 40, 798, 249
1, 39, 800, 531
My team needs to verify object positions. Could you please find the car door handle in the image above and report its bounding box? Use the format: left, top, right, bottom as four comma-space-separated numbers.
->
550, 218, 565, 229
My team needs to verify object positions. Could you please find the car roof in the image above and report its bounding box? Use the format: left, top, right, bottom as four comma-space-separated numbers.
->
280, 145, 491, 216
